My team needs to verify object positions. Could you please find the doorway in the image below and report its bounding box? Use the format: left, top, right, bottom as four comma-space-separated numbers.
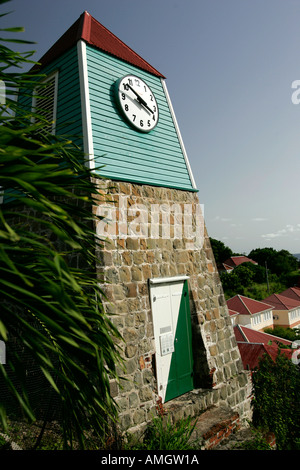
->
149, 276, 194, 403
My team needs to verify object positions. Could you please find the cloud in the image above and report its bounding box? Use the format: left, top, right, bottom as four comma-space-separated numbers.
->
252, 218, 268, 222
213, 216, 232, 222
262, 224, 300, 239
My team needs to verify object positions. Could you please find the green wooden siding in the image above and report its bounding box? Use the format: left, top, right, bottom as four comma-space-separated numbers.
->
51, 46, 83, 144
18, 46, 83, 147
8, 47, 83, 204
86, 46, 195, 191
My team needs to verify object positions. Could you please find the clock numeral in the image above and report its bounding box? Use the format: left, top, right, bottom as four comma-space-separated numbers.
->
122, 93, 126, 100
128, 79, 133, 86
147, 120, 151, 127
135, 78, 140, 87
140, 119, 144, 127
132, 114, 136, 122
123, 83, 129, 91
153, 105, 156, 112
150, 95, 153, 101
125, 104, 129, 112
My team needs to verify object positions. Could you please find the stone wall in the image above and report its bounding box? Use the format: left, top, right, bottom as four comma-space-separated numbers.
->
93, 179, 252, 433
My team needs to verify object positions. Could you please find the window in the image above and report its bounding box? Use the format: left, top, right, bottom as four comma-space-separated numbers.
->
291, 309, 300, 321
32, 72, 58, 135
263, 311, 271, 322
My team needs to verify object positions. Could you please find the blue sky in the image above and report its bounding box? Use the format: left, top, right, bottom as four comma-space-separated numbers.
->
4, 0, 300, 255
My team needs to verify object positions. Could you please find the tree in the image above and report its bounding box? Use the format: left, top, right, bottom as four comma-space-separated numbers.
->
264, 326, 300, 343
0, 2, 123, 449
248, 247, 298, 276
209, 238, 233, 265
232, 264, 255, 287
220, 271, 243, 298
241, 262, 266, 284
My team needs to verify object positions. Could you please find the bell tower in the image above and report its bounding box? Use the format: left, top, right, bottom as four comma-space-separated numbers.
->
29, 11, 251, 432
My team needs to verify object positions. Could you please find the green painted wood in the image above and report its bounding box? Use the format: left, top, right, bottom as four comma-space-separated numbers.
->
86, 46, 194, 191
18, 43, 195, 191
165, 280, 194, 402
18, 46, 83, 148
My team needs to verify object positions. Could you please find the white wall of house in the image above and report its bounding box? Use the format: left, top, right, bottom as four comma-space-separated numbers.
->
253, 309, 273, 331
289, 307, 300, 329
230, 314, 239, 326
236, 310, 273, 331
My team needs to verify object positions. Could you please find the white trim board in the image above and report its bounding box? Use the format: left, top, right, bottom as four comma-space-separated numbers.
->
160, 78, 197, 190
77, 40, 95, 170
149, 275, 190, 285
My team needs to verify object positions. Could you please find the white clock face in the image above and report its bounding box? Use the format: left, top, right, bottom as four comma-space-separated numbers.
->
115, 75, 159, 132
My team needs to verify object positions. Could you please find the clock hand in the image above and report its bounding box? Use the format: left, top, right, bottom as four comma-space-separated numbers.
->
126, 83, 145, 102
139, 99, 154, 115
138, 99, 154, 115
126, 84, 154, 114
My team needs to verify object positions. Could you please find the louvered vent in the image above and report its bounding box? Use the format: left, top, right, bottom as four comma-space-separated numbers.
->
33, 74, 57, 135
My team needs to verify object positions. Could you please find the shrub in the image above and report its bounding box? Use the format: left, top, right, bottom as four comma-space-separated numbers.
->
127, 400, 198, 450
251, 351, 300, 449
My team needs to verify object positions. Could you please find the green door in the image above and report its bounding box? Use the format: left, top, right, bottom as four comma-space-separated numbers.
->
150, 278, 194, 403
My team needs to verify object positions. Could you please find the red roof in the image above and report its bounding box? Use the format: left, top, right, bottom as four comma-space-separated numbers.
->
227, 295, 273, 316
279, 287, 300, 303
234, 325, 292, 347
263, 293, 300, 311
228, 308, 239, 317
32, 11, 165, 78
234, 325, 293, 370
222, 263, 234, 271
223, 256, 257, 268
237, 342, 293, 370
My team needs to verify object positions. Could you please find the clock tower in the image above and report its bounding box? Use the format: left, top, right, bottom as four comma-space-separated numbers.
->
29, 11, 251, 434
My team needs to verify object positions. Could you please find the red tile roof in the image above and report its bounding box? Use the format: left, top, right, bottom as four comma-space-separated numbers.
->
227, 295, 273, 316
233, 325, 292, 347
263, 293, 300, 311
234, 325, 293, 370
223, 256, 257, 268
228, 308, 239, 317
222, 263, 234, 272
279, 287, 300, 302
32, 11, 165, 78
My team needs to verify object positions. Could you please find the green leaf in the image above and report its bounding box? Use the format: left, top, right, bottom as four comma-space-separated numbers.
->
0, 8, 123, 446
0, 320, 7, 341
0, 26, 25, 32
40, 367, 60, 394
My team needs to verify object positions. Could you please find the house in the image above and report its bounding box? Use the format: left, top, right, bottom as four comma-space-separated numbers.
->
220, 256, 258, 273
233, 325, 293, 370
16, 11, 251, 432
227, 295, 274, 331
263, 293, 300, 330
